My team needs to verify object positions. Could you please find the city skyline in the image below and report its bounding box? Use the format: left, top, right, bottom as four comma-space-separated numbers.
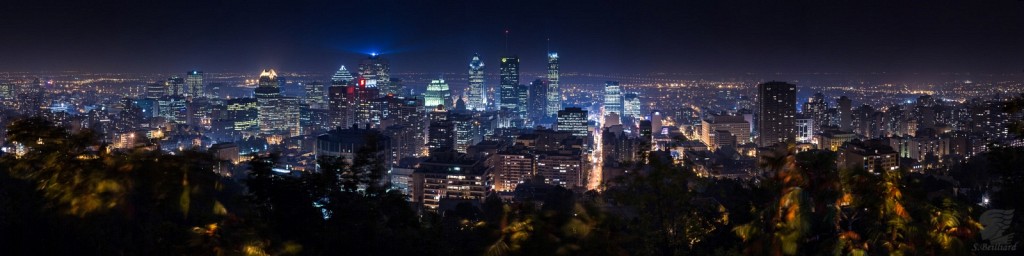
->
1, 1, 1023, 255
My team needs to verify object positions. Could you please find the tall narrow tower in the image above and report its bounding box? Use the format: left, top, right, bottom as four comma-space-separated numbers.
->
756, 81, 797, 147
545, 52, 561, 117
467, 54, 486, 111
499, 56, 520, 113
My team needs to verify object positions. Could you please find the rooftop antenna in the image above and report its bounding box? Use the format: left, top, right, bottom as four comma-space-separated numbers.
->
546, 37, 550, 54
504, 28, 510, 54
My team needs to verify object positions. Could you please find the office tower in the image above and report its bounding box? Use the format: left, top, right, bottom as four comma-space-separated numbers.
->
623, 92, 641, 119
756, 81, 797, 147
795, 114, 814, 143
424, 79, 451, 110
331, 65, 355, 85
259, 96, 301, 136
451, 114, 481, 153
145, 82, 166, 99
467, 54, 486, 111
359, 54, 391, 96
701, 114, 750, 151
157, 96, 188, 123
255, 69, 280, 133
304, 81, 326, 109
838, 96, 852, 131
187, 98, 213, 128
651, 110, 663, 134
166, 76, 185, 96
352, 78, 381, 129
427, 105, 453, 151
557, 107, 588, 138
255, 69, 281, 98
253, 69, 298, 135
382, 97, 425, 163
528, 79, 547, 122
803, 92, 828, 129
516, 84, 529, 119
604, 81, 623, 115
186, 70, 204, 98
602, 80, 618, 125
499, 56, 520, 112
328, 85, 355, 129
545, 52, 561, 117
226, 98, 259, 131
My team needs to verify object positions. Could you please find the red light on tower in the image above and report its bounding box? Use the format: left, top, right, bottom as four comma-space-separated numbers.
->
359, 78, 366, 89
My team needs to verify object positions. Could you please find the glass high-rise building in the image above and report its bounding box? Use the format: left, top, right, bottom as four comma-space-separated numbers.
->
467, 54, 486, 111
304, 81, 326, 109
331, 65, 355, 85
145, 82, 166, 99
545, 52, 561, 117
528, 79, 547, 123
358, 54, 391, 95
166, 76, 185, 97
424, 79, 451, 110
254, 69, 281, 98
499, 56, 520, 112
604, 81, 623, 120
623, 92, 641, 120
557, 107, 589, 138
756, 81, 797, 147
186, 70, 204, 98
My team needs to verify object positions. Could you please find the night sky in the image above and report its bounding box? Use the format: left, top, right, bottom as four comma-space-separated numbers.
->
3, 0, 1023, 75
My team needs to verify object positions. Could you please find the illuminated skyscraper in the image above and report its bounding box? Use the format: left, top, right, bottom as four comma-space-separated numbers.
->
451, 114, 481, 153
304, 81, 326, 109
623, 92, 641, 119
331, 65, 355, 85
166, 76, 185, 96
499, 56, 520, 112
427, 105, 453, 151
604, 81, 623, 123
837, 96, 853, 132
545, 52, 561, 117
254, 69, 298, 135
557, 107, 589, 138
186, 70, 204, 98
254, 69, 281, 98
756, 81, 797, 147
145, 82, 166, 99
328, 85, 355, 129
424, 79, 451, 110
359, 54, 391, 95
528, 79, 547, 122
467, 54, 486, 111
803, 92, 828, 129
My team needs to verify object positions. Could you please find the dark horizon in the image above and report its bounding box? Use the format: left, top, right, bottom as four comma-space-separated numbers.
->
2, 0, 1023, 75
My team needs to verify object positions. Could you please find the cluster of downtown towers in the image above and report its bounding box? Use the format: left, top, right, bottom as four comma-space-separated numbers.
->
0, 49, 808, 209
